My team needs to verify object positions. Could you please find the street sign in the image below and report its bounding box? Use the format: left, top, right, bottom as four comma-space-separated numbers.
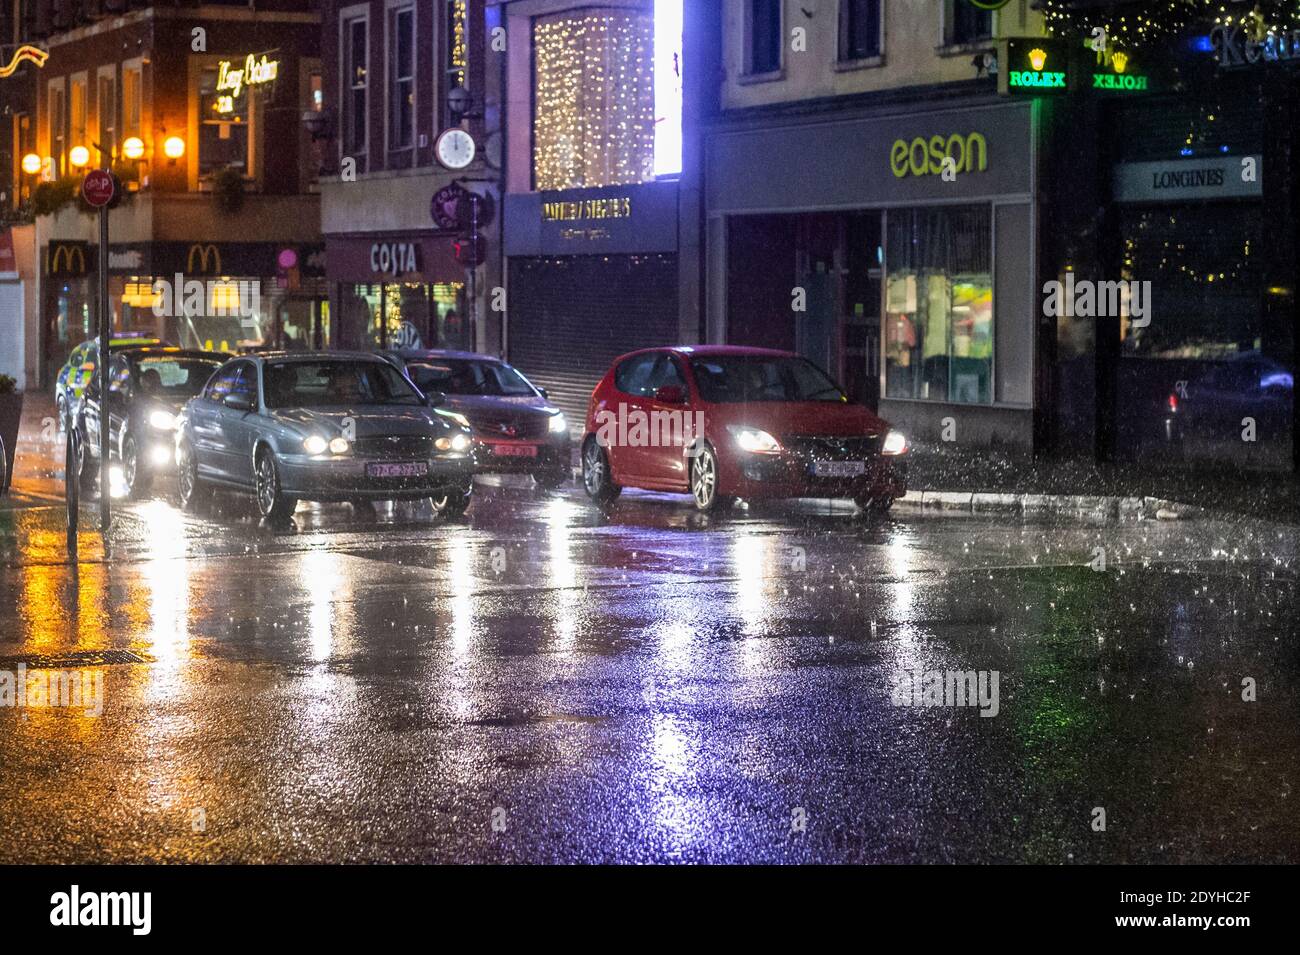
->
82, 169, 115, 207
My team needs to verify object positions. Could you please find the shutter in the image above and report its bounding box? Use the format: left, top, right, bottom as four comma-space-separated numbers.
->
507, 254, 679, 425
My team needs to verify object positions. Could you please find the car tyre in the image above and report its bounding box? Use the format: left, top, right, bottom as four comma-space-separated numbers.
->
690, 443, 734, 513
254, 448, 296, 523
855, 494, 894, 516
74, 425, 99, 494
432, 479, 473, 518
55, 393, 67, 429
122, 432, 153, 499
177, 441, 211, 513
582, 437, 621, 504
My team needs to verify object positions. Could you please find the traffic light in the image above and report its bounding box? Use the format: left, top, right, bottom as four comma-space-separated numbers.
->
453, 233, 486, 267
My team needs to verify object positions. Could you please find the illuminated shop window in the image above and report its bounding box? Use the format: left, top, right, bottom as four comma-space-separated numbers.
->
532, 8, 656, 191
198, 65, 252, 176
884, 206, 993, 404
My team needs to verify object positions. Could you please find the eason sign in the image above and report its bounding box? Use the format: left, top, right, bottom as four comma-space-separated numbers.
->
890, 132, 987, 178
1113, 155, 1263, 203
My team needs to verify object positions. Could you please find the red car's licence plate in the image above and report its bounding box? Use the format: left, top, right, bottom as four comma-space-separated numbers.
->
491, 444, 538, 458
365, 461, 428, 478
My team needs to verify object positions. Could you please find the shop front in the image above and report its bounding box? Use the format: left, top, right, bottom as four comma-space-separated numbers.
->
325, 234, 470, 354
704, 97, 1039, 451
503, 180, 681, 424
41, 239, 327, 380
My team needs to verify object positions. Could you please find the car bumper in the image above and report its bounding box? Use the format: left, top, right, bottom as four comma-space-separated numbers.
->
277, 453, 475, 501
724, 453, 908, 500
139, 434, 181, 474
471, 438, 571, 475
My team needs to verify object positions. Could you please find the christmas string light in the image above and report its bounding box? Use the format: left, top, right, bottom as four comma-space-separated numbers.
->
1039, 1, 1300, 43
533, 10, 655, 190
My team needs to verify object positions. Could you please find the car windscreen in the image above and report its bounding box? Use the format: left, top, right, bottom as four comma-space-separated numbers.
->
688, 356, 846, 403
263, 360, 425, 409
132, 357, 221, 398
405, 359, 537, 397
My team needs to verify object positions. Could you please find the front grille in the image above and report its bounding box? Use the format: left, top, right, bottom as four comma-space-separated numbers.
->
352, 435, 436, 458
784, 434, 883, 461
469, 415, 549, 441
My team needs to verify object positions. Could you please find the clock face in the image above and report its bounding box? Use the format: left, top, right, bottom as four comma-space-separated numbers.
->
436, 129, 476, 170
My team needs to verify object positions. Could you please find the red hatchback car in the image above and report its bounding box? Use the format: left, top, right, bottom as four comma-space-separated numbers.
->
581, 346, 908, 512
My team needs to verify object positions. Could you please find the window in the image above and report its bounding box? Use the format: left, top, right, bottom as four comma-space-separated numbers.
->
388, 4, 415, 152
614, 354, 659, 397
747, 0, 782, 75
840, 0, 881, 62
97, 72, 116, 160
69, 76, 87, 155
204, 362, 245, 402
122, 65, 141, 137
262, 360, 423, 409
532, 9, 656, 190
47, 82, 65, 176
444, 0, 469, 128
689, 355, 844, 404
884, 206, 993, 404
199, 65, 251, 176
945, 0, 993, 47
343, 15, 368, 157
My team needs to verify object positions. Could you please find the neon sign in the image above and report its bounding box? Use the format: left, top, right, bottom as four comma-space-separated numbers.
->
0, 45, 48, 78
890, 133, 988, 179
214, 53, 280, 112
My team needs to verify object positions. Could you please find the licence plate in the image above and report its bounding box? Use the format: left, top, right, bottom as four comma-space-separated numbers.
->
365, 461, 428, 478
491, 444, 538, 458
812, 460, 865, 478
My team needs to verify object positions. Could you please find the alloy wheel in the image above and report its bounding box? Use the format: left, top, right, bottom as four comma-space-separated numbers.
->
691, 449, 716, 509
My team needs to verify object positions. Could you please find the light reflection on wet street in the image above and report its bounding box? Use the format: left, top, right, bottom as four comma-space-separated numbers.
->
0, 481, 1297, 863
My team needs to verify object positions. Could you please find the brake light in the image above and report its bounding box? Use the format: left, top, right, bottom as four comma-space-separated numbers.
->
1167, 393, 1179, 413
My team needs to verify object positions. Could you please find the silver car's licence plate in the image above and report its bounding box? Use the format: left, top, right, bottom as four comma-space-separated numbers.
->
365, 461, 428, 479
812, 460, 865, 478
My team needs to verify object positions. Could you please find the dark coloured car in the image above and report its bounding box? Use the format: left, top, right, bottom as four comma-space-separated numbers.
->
1164, 352, 1294, 465
176, 352, 475, 522
380, 349, 571, 488
72, 347, 227, 498
581, 346, 909, 513
54, 334, 165, 425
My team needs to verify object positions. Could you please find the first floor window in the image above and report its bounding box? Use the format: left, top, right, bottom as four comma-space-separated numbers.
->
343, 16, 368, 157
198, 66, 251, 176
884, 205, 993, 404
748, 0, 781, 74
388, 5, 415, 151
840, 0, 881, 62
945, 0, 993, 47
97, 73, 115, 160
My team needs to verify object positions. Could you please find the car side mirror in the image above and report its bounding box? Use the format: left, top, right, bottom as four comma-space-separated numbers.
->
654, 384, 687, 405
224, 393, 254, 412
537, 387, 549, 399
424, 390, 446, 408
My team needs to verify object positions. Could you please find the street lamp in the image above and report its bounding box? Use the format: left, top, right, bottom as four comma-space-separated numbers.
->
163, 136, 185, 160
122, 136, 145, 160
69, 145, 90, 168
21, 153, 41, 175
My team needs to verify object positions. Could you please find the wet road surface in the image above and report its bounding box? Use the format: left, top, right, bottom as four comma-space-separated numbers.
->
1, 452, 1298, 862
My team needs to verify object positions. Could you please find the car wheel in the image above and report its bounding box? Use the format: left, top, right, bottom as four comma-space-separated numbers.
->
690, 443, 734, 512
55, 393, 67, 429
431, 479, 473, 518
582, 437, 621, 503
177, 441, 210, 512
74, 426, 99, 494
534, 466, 570, 490
121, 432, 153, 499
854, 494, 894, 516
254, 449, 296, 522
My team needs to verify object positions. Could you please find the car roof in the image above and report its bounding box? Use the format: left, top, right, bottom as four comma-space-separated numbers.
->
394, 348, 505, 363
118, 346, 228, 361
244, 350, 390, 364
616, 344, 799, 363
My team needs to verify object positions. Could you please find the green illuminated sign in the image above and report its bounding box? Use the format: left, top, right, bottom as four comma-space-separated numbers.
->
1005, 39, 1070, 95
1092, 72, 1150, 91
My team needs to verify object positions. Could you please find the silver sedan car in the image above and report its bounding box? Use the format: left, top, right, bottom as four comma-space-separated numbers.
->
176, 352, 475, 522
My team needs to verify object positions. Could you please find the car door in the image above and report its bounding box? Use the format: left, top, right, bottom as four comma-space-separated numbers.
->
189, 361, 242, 481
607, 353, 658, 483
80, 361, 103, 462
105, 357, 133, 459
217, 363, 262, 486
641, 353, 693, 488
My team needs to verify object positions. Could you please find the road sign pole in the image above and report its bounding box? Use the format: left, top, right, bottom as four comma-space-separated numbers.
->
97, 201, 110, 532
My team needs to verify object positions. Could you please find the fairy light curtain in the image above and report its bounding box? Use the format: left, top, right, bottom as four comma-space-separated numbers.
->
532, 8, 656, 191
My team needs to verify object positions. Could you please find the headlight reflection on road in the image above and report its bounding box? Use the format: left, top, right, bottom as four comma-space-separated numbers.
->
732, 533, 776, 641
546, 497, 579, 655
302, 548, 347, 664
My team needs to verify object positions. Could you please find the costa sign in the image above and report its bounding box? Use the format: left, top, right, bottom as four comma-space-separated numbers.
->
370, 242, 420, 275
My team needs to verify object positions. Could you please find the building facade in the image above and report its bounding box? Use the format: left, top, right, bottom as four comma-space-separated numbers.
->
317, 0, 495, 357
703, 0, 1049, 452
11, 1, 324, 388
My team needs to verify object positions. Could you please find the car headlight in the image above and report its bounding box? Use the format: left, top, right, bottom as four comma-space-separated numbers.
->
436, 409, 471, 429
303, 435, 329, 455
436, 433, 472, 452
882, 430, 908, 455
548, 412, 568, 434
328, 437, 349, 455
727, 425, 781, 454
148, 409, 177, 431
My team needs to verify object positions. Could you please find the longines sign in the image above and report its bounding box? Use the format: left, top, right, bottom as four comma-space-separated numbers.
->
1114, 155, 1264, 203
